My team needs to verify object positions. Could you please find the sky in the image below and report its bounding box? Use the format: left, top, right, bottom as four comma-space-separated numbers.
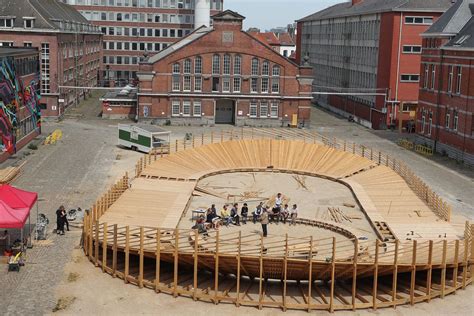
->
224, 0, 341, 31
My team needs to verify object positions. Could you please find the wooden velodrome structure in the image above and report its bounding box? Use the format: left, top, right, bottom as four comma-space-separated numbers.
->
82, 129, 473, 312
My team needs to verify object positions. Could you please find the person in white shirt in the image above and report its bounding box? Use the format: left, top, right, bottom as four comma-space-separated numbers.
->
290, 204, 298, 225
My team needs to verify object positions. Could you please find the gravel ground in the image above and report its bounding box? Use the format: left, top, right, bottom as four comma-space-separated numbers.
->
0, 101, 472, 315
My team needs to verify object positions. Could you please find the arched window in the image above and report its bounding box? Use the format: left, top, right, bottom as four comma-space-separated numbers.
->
251, 58, 259, 76
262, 60, 269, 76
272, 65, 281, 77
223, 54, 231, 75
172, 63, 180, 74
183, 59, 191, 74
233, 55, 241, 75
194, 56, 202, 74
212, 54, 220, 74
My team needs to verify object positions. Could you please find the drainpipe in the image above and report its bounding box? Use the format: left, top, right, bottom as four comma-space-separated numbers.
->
394, 12, 403, 125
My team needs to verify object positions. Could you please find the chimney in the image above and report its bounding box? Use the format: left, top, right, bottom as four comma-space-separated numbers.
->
195, 0, 211, 29
352, 0, 363, 5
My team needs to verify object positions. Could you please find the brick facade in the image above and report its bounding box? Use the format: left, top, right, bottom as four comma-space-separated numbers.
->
136, 11, 313, 127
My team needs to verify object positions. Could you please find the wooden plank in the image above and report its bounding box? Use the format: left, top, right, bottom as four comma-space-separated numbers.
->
94, 221, 99, 267
308, 237, 313, 312
193, 229, 199, 301
112, 224, 118, 277
155, 228, 161, 293
452, 240, 459, 293
236, 231, 242, 307
426, 240, 433, 302
441, 240, 447, 298
352, 238, 358, 311
214, 230, 220, 304
410, 240, 417, 305
258, 234, 264, 310
124, 226, 130, 284
329, 237, 336, 313
102, 223, 108, 272
392, 240, 399, 305
173, 229, 179, 297
139, 227, 144, 288
282, 234, 288, 311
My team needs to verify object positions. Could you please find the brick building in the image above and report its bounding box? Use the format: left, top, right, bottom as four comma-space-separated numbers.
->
296, 0, 453, 129
249, 32, 296, 58
63, 0, 223, 85
0, 47, 41, 163
0, 0, 102, 118
417, 0, 474, 165
136, 10, 313, 126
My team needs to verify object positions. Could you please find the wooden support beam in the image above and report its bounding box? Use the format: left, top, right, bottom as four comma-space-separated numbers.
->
441, 240, 447, 298
282, 234, 288, 311
392, 240, 399, 306
426, 240, 433, 302
102, 223, 108, 272
193, 229, 199, 301
155, 228, 161, 293
410, 240, 417, 305
349, 237, 358, 310
214, 230, 220, 304
138, 227, 144, 288
124, 226, 130, 284
258, 234, 264, 310
462, 238, 469, 289
308, 237, 313, 312
453, 240, 459, 293
373, 239, 379, 310
94, 220, 99, 267
236, 231, 242, 307
329, 237, 336, 313
112, 224, 118, 277
173, 229, 180, 297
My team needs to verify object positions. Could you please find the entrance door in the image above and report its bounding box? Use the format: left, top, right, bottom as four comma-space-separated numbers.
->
215, 99, 235, 124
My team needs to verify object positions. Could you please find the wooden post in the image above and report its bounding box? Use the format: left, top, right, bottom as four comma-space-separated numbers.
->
392, 240, 399, 306
426, 240, 433, 302
155, 228, 161, 293
352, 238, 358, 310
453, 240, 459, 293
192, 135, 195, 148
175, 139, 178, 152
282, 234, 288, 311
236, 231, 242, 307
373, 239, 379, 310
173, 229, 179, 297
201, 133, 204, 145
462, 237, 469, 289
352, 142, 355, 154
94, 221, 99, 266
183, 138, 186, 150
124, 226, 130, 284
220, 130, 223, 143
343, 141, 346, 152
214, 230, 220, 304
193, 229, 199, 301
241, 127, 244, 140
138, 227, 144, 288
88, 213, 93, 261
378, 151, 381, 164
361, 146, 365, 158
112, 224, 118, 277
101, 223, 108, 272
308, 237, 313, 312
441, 240, 447, 298
410, 240, 417, 305
329, 237, 336, 313
258, 234, 264, 310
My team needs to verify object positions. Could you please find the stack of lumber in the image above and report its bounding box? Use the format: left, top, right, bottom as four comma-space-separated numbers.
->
324, 207, 352, 223
0, 165, 22, 184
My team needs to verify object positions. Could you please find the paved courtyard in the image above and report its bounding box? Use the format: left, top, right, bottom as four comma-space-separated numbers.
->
0, 101, 472, 315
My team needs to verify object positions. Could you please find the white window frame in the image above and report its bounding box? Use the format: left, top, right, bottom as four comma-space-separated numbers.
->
270, 101, 279, 118
448, 65, 453, 93
445, 110, 450, 129
430, 65, 436, 90
405, 16, 433, 25
194, 76, 202, 92
171, 100, 180, 116
194, 56, 202, 74
222, 77, 230, 92
249, 101, 257, 118
259, 102, 268, 118
423, 64, 429, 88
182, 100, 191, 116
261, 77, 269, 93
400, 74, 420, 82
223, 54, 231, 75
456, 66, 462, 94
251, 58, 259, 76
193, 101, 201, 117
183, 75, 191, 91
251, 78, 258, 93
234, 55, 241, 75
453, 110, 458, 131
212, 54, 220, 75
402, 45, 422, 54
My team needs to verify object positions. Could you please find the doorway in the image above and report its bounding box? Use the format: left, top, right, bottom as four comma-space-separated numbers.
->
215, 99, 235, 124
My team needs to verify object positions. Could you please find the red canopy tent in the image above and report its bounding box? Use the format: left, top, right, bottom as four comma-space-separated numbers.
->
0, 200, 30, 229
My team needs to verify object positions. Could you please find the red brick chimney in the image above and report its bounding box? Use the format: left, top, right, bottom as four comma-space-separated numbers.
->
352, 0, 363, 5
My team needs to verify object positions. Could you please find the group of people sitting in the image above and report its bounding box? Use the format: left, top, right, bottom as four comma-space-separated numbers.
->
193, 193, 299, 236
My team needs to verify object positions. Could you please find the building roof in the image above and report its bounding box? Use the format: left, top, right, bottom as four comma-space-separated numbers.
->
0, 47, 38, 58
247, 32, 295, 48
278, 33, 295, 46
424, 0, 474, 35
100, 86, 138, 102
0, 0, 100, 33
298, 0, 454, 22
444, 15, 474, 48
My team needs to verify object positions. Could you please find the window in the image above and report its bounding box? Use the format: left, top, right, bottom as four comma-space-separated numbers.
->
183, 59, 191, 74
400, 74, 419, 82
259, 102, 268, 118
24, 18, 34, 28
421, 111, 426, 134
251, 58, 259, 76
182, 100, 191, 116
445, 110, 450, 129
430, 65, 436, 90
261, 77, 269, 93
194, 77, 202, 92
172, 63, 180, 74
423, 64, 429, 88
41, 43, 50, 94
233, 77, 241, 92
272, 65, 281, 77
212, 77, 220, 92
271, 78, 280, 93
405, 16, 433, 25
172, 100, 180, 116
223, 54, 231, 75
212, 54, 220, 74
0, 18, 14, 28
251, 78, 258, 93
456, 66, 462, 94
222, 77, 230, 92
193, 101, 201, 116
183, 75, 191, 91
270, 101, 278, 118
428, 112, 433, 136
448, 65, 453, 93
262, 61, 269, 76
249, 101, 257, 118
172, 63, 180, 91
453, 110, 458, 131
234, 55, 241, 75
402, 45, 422, 54
194, 56, 202, 74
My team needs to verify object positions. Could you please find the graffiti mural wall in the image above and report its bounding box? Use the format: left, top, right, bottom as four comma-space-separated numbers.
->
0, 56, 41, 154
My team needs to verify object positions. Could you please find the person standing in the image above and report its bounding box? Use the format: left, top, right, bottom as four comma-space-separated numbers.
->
241, 203, 249, 224
63, 206, 70, 231
261, 209, 269, 237
290, 204, 298, 226
56, 205, 65, 235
